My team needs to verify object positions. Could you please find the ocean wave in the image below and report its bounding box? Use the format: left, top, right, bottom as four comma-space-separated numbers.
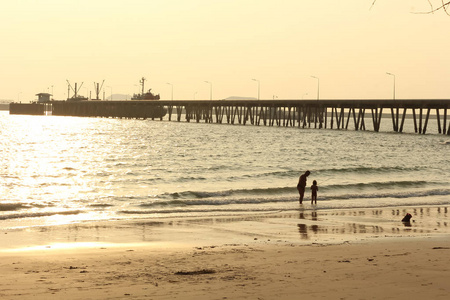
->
224, 166, 425, 181
88, 166, 431, 188
63, 167, 76, 171
120, 207, 282, 215
322, 180, 431, 191
164, 186, 293, 200
121, 197, 450, 217
137, 188, 450, 209
138, 197, 285, 208
314, 166, 423, 175
0, 210, 83, 220
228, 170, 298, 180
323, 188, 450, 200
0, 203, 31, 211
0, 202, 56, 211
160, 181, 440, 200
89, 203, 114, 208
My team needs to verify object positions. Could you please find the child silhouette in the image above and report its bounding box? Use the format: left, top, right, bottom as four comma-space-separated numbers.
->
311, 180, 318, 205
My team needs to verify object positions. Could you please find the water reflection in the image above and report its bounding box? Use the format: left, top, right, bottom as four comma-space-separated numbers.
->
298, 224, 308, 239
54, 206, 450, 243
2, 206, 448, 249
295, 207, 450, 240
297, 221, 386, 240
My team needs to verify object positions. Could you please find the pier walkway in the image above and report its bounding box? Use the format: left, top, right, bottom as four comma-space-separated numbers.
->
9, 99, 450, 135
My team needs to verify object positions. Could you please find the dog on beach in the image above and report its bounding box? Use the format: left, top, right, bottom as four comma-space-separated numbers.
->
401, 213, 412, 223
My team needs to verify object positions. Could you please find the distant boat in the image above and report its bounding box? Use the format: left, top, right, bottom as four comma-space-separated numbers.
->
131, 77, 160, 100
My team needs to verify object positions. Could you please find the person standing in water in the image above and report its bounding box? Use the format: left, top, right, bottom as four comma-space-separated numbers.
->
311, 180, 318, 205
297, 170, 310, 204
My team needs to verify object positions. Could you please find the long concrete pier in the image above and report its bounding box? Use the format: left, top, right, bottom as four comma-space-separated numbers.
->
9, 99, 450, 135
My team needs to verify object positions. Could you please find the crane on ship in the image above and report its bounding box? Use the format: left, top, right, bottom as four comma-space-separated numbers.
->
93, 80, 105, 100
66, 80, 88, 101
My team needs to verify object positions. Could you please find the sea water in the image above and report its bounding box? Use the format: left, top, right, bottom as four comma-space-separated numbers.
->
0, 111, 449, 229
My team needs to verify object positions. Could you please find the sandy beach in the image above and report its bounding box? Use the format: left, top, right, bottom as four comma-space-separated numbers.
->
1, 205, 449, 300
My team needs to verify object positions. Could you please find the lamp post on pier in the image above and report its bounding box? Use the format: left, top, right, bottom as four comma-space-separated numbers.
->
252, 78, 260, 100
386, 72, 396, 100
311, 76, 320, 100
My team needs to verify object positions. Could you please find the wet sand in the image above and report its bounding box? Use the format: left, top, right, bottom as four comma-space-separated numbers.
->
1, 205, 449, 299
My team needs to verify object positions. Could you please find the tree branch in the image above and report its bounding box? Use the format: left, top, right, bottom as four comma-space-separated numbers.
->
370, 1, 450, 15
413, 1, 450, 15
370, 0, 377, 11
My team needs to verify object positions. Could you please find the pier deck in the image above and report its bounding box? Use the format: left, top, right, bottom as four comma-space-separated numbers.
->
9, 99, 450, 135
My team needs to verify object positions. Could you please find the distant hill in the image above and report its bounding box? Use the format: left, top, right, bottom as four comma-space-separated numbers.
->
223, 96, 258, 100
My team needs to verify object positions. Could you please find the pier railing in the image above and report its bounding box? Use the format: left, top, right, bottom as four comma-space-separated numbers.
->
9, 99, 450, 135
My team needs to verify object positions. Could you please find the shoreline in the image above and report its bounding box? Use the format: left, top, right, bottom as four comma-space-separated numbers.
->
1, 205, 449, 299
1, 204, 449, 251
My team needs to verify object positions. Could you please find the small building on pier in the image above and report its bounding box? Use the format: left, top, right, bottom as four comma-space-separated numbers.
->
36, 93, 52, 103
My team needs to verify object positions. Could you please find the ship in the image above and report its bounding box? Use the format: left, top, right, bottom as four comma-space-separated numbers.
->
132, 77, 160, 100
66, 81, 88, 101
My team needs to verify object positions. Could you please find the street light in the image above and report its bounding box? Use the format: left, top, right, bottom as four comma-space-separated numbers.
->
252, 78, 260, 100
311, 76, 320, 100
166, 83, 173, 100
204, 81, 212, 100
386, 72, 396, 100
193, 92, 198, 100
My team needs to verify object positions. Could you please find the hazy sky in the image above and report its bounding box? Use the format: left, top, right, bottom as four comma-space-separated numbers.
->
1, 0, 449, 101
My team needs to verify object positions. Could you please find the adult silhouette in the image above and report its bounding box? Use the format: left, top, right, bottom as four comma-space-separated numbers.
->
297, 170, 310, 204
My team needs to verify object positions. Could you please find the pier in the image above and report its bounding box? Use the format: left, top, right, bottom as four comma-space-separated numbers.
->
9, 99, 450, 135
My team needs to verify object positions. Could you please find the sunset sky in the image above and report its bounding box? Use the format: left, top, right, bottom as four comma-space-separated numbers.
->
1, 0, 449, 101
